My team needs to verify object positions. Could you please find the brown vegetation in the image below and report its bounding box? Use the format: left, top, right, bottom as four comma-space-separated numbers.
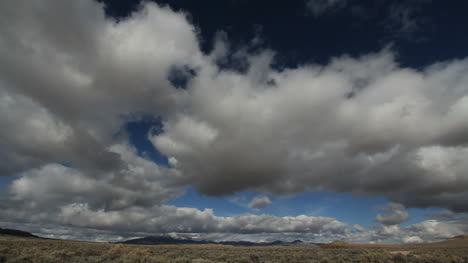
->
1, 234, 468, 263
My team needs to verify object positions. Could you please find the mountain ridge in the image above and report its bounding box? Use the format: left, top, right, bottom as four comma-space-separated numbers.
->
117, 235, 322, 247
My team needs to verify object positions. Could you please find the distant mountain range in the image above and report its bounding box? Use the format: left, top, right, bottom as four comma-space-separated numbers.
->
117, 236, 323, 247
0, 227, 320, 246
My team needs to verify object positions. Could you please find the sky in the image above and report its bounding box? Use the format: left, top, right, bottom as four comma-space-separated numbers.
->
1, 0, 468, 244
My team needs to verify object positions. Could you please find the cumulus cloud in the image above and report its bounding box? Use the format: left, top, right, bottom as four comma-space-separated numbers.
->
376, 203, 409, 225
0, 0, 353, 241
372, 219, 468, 244
151, 48, 468, 212
9, 144, 182, 211
248, 196, 272, 209
1, 0, 468, 242
0, 202, 349, 236
406, 219, 468, 241
0, 0, 200, 176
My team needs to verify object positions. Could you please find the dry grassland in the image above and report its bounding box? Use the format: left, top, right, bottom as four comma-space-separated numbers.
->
1, 235, 468, 263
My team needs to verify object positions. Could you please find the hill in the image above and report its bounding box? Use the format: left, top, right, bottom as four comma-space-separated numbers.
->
420, 235, 468, 248
0, 228, 39, 238
448, 235, 468, 240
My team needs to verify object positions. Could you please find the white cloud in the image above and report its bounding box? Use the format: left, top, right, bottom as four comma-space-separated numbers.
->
248, 196, 272, 209
151, 48, 468, 212
8, 143, 182, 211
406, 219, 468, 241
353, 224, 366, 232
1, 202, 349, 236
356, 217, 468, 244
403, 236, 423, 244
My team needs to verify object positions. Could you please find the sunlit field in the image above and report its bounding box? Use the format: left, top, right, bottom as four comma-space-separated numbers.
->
1, 235, 468, 263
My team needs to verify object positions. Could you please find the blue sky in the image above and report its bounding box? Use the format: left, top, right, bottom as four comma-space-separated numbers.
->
168, 188, 389, 227
168, 188, 443, 228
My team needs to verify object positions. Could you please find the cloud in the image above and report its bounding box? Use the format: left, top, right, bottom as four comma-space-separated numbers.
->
8, 144, 182, 211
353, 224, 366, 232
385, 0, 431, 39
424, 210, 461, 221
376, 211, 409, 226
151, 48, 468, 212
358, 216, 468, 244
0, 202, 349, 236
306, 0, 347, 17
1, 0, 468, 242
376, 203, 409, 225
4, 209, 466, 244
248, 196, 272, 209
406, 219, 468, 241
402, 236, 423, 244
370, 218, 468, 244
305, 0, 431, 41
0, 0, 201, 177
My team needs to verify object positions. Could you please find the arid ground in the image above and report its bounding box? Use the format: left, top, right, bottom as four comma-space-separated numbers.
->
1, 235, 468, 263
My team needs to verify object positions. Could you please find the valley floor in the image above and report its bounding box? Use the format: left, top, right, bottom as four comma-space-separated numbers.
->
1, 235, 468, 263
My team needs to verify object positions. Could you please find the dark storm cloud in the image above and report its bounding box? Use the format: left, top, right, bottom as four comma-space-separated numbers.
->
1, 0, 468, 242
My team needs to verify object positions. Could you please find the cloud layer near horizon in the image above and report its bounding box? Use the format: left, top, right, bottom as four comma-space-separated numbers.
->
1, 0, 468, 242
